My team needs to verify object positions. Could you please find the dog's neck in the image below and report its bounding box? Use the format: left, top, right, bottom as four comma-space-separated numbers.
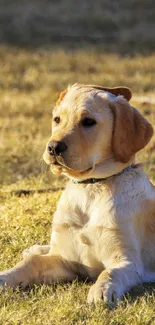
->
69, 156, 135, 183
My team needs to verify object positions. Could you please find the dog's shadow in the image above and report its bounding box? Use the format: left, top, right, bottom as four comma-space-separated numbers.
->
10, 279, 155, 309
124, 282, 155, 305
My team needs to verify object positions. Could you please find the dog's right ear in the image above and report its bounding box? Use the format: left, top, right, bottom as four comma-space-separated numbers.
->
56, 89, 68, 106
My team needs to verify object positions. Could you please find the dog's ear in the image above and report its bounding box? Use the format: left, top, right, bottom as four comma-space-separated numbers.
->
87, 85, 132, 101
109, 97, 154, 163
56, 89, 68, 106
102, 86, 132, 101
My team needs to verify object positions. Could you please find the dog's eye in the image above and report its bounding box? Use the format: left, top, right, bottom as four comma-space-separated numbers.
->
54, 117, 60, 124
81, 118, 96, 127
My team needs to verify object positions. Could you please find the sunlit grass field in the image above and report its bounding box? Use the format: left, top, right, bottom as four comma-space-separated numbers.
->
0, 40, 155, 325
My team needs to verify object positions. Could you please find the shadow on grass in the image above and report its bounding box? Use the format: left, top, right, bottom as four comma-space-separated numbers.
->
7, 278, 155, 310
123, 282, 155, 307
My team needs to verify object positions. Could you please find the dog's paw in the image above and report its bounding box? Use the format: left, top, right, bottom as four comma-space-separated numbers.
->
0, 271, 12, 288
0, 269, 29, 288
0, 277, 6, 287
87, 281, 121, 306
22, 245, 42, 258
22, 245, 50, 258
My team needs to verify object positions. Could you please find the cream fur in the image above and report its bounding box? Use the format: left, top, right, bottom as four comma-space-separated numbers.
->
0, 84, 154, 307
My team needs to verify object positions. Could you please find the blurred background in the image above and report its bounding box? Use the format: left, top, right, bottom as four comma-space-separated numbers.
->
0, 0, 155, 53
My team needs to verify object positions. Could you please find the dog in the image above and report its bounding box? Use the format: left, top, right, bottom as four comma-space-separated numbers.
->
0, 83, 155, 306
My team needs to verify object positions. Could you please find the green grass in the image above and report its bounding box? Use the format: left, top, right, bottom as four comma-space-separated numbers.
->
1, 283, 155, 325
1, 1, 155, 322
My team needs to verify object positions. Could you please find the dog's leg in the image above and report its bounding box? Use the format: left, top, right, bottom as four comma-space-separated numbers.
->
87, 261, 143, 306
22, 245, 50, 258
0, 254, 76, 288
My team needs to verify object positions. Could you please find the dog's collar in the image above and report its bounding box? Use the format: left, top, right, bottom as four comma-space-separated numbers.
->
73, 178, 106, 184
72, 164, 141, 185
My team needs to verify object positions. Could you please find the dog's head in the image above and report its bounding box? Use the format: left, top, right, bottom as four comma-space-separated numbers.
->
43, 84, 153, 179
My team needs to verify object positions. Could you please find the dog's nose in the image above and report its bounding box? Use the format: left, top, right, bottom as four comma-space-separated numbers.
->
47, 141, 67, 156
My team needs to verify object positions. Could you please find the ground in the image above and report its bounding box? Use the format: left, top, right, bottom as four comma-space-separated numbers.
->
0, 1, 155, 324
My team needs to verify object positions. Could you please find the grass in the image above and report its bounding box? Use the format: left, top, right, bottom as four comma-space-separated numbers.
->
0, 1, 155, 323
0, 46, 155, 325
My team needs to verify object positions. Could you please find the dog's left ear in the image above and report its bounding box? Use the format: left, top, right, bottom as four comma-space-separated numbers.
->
88, 85, 132, 101
102, 86, 132, 101
109, 97, 154, 163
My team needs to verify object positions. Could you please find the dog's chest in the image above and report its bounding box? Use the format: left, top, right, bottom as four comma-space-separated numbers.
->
55, 181, 114, 227
50, 181, 116, 276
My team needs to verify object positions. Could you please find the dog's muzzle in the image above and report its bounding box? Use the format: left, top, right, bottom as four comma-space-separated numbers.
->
47, 141, 68, 156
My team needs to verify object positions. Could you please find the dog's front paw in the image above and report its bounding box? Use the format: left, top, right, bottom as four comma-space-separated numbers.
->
22, 245, 41, 258
0, 275, 7, 287
87, 281, 121, 306
22, 245, 50, 258
0, 268, 29, 288
0, 271, 13, 288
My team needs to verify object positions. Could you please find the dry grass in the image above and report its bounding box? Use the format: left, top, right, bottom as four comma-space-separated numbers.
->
0, 45, 155, 325
0, 1, 155, 323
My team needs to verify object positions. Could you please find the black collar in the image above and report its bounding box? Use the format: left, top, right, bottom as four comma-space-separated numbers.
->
72, 164, 140, 185
73, 177, 107, 184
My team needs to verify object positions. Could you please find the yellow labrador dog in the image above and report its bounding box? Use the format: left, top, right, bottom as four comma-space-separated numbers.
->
1, 84, 155, 306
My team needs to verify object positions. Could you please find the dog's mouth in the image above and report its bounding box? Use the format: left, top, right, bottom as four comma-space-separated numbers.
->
52, 157, 92, 174
53, 156, 74, 171
44, 153, 93, 176
43, 150, 94, 177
